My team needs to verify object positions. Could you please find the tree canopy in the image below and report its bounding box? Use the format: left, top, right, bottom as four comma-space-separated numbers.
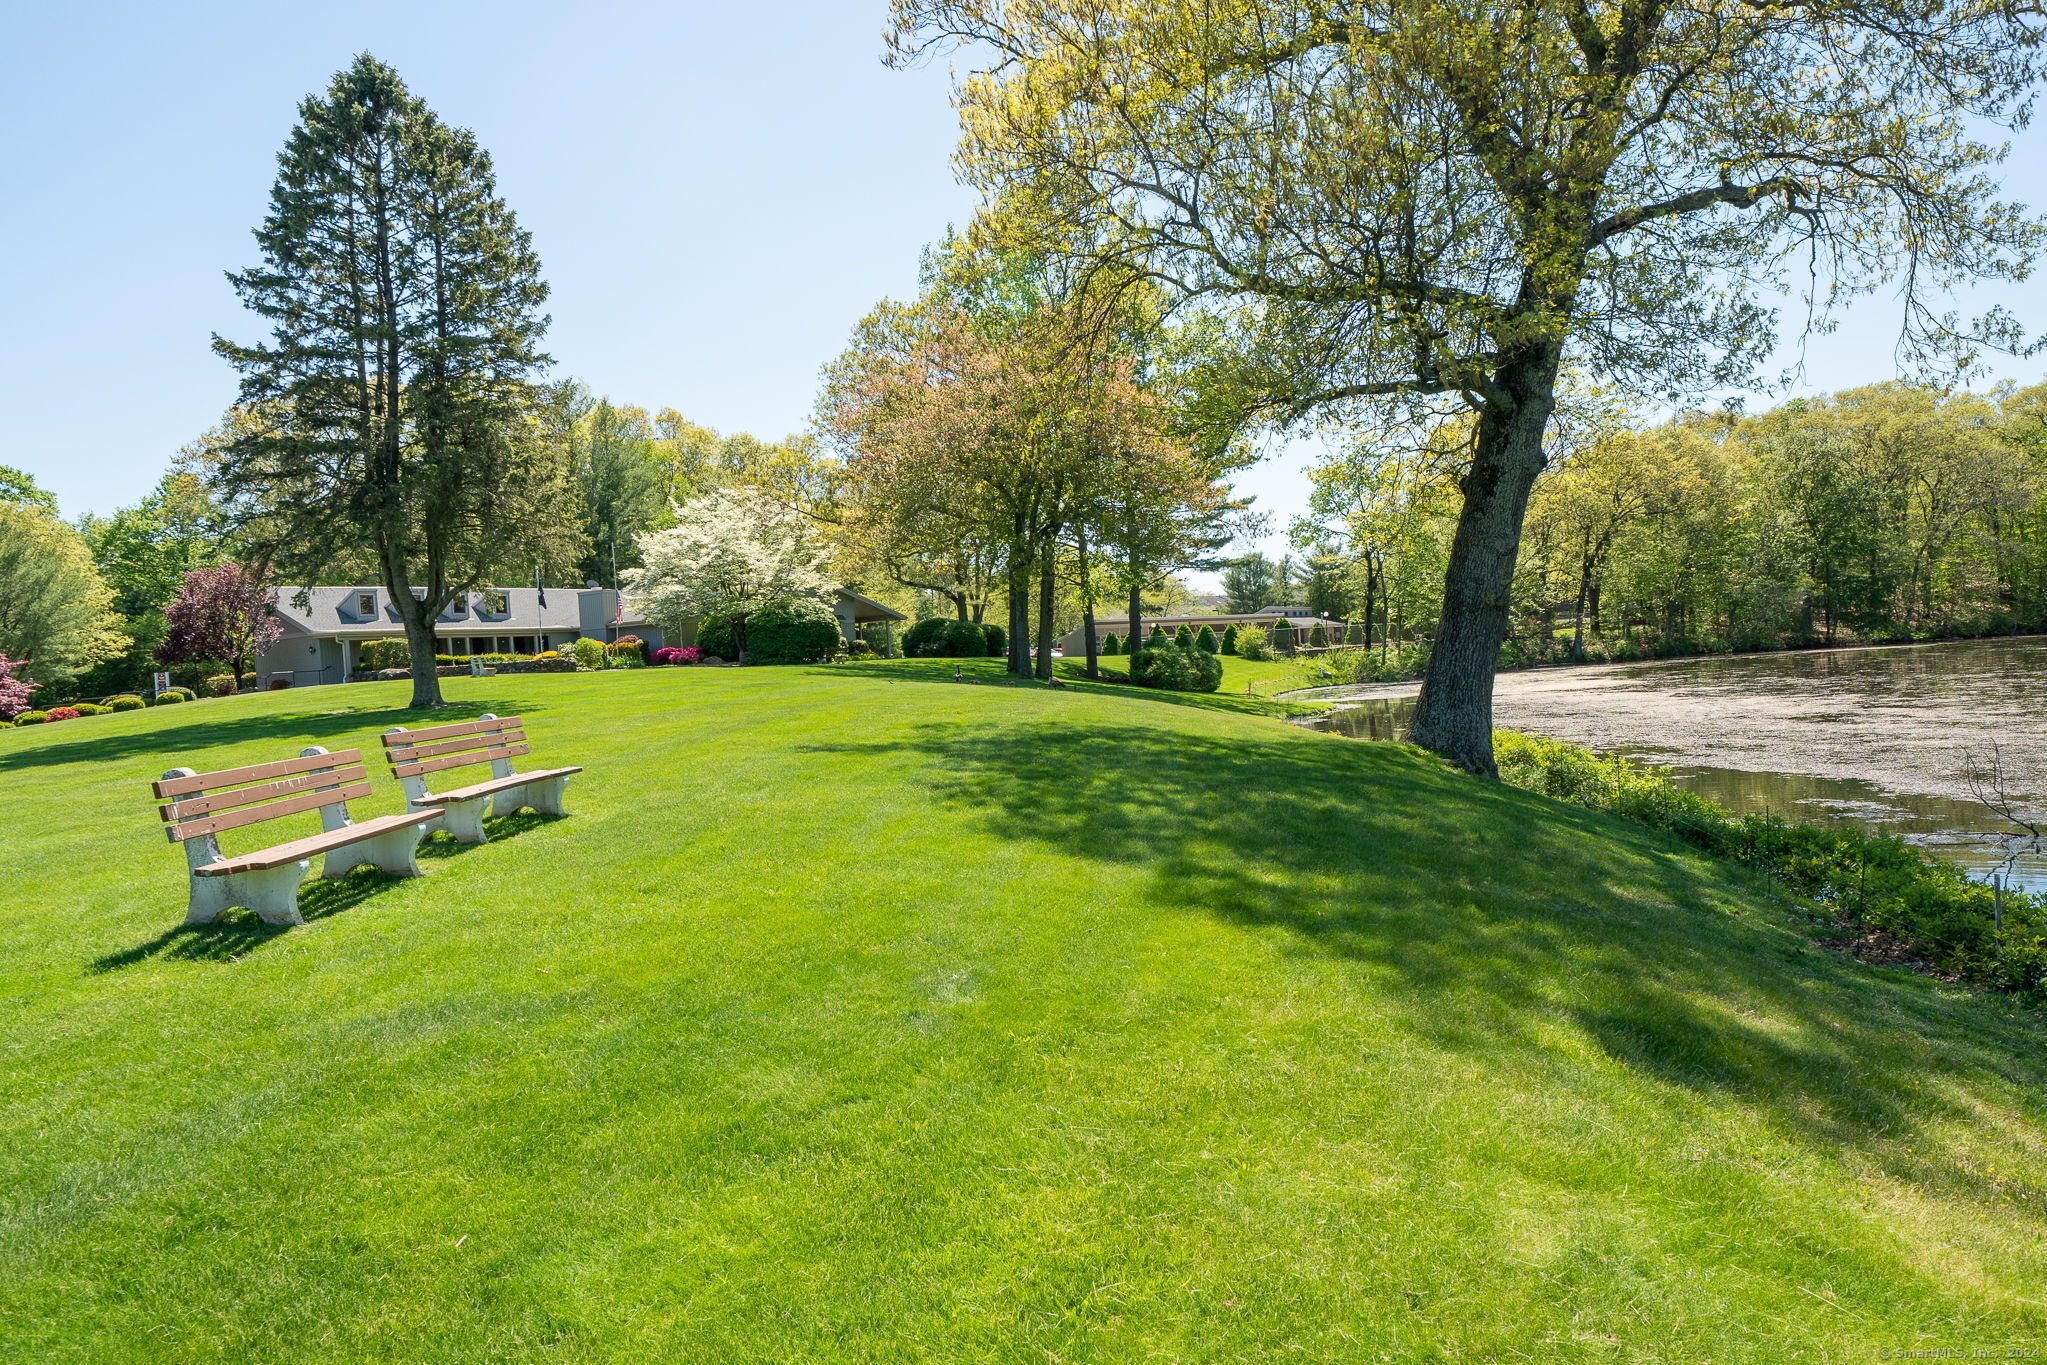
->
890, 0, 2047, 771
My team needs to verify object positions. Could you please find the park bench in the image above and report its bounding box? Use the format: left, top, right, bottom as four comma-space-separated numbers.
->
380, 713, 581, 845
154, 747, 443, 926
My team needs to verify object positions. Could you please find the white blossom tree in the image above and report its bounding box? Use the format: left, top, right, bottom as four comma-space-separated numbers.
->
627, 488, 835, 662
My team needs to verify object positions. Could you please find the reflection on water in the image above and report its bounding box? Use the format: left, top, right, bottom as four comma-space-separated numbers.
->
1301, 660, 2047, 893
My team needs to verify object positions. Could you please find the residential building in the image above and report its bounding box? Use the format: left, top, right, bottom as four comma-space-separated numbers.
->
253, 585, 906, 687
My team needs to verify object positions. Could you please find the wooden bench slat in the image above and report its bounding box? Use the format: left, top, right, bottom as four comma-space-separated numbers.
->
194, 810, 444, 876
153, 748, 365, 798
167, 782, 373, 842
379, 716, 521, 747
416, 766, 584, 804
385, 729, 526, 763
160, 765, 368, 821
390, 743, 529, 780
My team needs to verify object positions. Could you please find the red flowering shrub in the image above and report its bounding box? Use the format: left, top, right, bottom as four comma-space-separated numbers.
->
45, 707, 81, 723
652, 646, 705, 666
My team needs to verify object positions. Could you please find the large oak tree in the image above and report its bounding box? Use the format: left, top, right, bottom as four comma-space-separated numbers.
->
890, 0, 2047, 772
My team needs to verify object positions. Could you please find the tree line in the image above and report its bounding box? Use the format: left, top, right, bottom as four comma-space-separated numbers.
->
1301, 382, 2047, 670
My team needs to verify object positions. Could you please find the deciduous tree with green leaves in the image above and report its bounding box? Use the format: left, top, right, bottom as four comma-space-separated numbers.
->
891, 0, 2047, 772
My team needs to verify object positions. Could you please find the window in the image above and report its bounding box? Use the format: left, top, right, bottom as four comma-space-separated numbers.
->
356, 592, 376, 616
513, 636, 535, 656
480, 589, 507, 615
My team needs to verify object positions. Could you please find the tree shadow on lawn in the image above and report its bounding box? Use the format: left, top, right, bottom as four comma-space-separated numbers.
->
0, 696, 549, 776
808, 718, 2047, 1218
818, 657, 1313, 720
92, 813, 556, 972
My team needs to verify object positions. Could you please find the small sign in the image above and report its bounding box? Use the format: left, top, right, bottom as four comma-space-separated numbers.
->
152, 672, 171, 697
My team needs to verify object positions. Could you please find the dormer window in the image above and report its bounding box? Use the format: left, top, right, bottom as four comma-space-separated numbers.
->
356, 591, 376, 616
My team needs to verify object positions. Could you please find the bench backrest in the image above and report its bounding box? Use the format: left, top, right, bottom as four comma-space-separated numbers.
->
154, 747, 367, 862
380, 714, 528, 795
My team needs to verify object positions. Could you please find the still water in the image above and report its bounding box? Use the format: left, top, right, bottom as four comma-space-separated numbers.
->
1298, 636, 2047, 891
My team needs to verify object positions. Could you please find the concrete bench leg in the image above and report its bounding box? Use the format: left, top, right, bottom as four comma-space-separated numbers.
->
496, 775, 570, 819
322, 822, 430, 879
190, 861, 309, 927
435, 797, 492, 845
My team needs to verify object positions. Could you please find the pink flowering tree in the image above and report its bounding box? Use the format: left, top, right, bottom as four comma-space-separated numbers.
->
156, 564, 284, 689
0, 654, 36, 720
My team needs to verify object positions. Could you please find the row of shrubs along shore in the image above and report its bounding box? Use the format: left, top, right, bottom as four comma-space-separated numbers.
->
1495, 730, 2046, 1004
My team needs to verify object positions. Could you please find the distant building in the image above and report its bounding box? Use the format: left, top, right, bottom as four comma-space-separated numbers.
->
1056, 605, 1346, 655
252, 584, 906, 687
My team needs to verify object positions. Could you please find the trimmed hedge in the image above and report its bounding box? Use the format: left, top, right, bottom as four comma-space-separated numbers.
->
1222, 625, 1239, 655
1128, 643, 1223, 693
748, 598, 842, 665
13, 711, 48, 725
1102, 632, 1122, 656
904, 617, 992, 659
151, 691, 188, 706
1195, 624, 1219, 654
981, 622, 1005, 657
107, 695, 146, 712
694, 614, 740, 661
1173, 624, 1195, 648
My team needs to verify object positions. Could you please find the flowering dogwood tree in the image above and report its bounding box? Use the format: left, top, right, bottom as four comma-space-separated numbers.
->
0, 654, 36, 721
156, 563, 284, 688
627, 488, 834, 662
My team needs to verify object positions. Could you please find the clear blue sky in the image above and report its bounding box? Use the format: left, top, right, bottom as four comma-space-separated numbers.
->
5, 0, 2045, 577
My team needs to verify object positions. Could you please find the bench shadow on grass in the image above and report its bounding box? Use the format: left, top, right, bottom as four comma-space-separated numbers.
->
807, 717, 2047, 1221
92, 812, 556, 972
0, 696, 550, 776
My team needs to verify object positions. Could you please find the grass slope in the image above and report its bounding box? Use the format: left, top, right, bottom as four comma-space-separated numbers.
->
1, 660, 2042, 1363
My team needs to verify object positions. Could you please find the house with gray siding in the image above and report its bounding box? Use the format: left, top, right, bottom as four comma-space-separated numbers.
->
252, 585, 906, 687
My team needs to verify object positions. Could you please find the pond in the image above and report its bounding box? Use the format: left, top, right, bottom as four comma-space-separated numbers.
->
1296, 636, 2047, 892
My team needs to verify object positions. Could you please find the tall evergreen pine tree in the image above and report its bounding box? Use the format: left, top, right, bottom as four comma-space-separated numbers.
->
212, 55, 562, 707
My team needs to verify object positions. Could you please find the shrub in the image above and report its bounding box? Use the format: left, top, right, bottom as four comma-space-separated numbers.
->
1148, 624, 1169, 646
1194, 624, 1219, 654
904, 617, 992, 659
1102, 632, 1122, 656
106, 695, 146, 712
1222, 625, 1239, 655
360, 637, 412, 671
1172, 624, 1194, 648
70, 703, 109, 717
13, 710, 48, 725
45, 707, 81, 722
610, 634, 648, 663
694, 613, 740, 661
1272, 621, 1297, 653
748, 597, 843, 665
204, 674, 236, 697
1128, 643, 1223, 693
1309, 623, 1329, 647
151, 691, 188, 706
981, 622, 1004, 657
848, 639, 874, 657
1235, 625, 1273, 661
651, 646, 685, 665
569, 637, 606, 670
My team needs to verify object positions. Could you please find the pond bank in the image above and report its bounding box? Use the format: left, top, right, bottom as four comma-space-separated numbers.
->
1294, 635, 2047, 891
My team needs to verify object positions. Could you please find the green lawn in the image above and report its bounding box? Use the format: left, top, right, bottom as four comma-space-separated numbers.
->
2, 660, 2043, 1362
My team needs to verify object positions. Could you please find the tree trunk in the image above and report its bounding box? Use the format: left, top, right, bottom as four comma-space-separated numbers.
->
1077, 528, 1099, 679
1128, 582, 1143, 657
1407, 350, 1560, 776
1035, 531, 1058, 681
1008, 572, 1029, 676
